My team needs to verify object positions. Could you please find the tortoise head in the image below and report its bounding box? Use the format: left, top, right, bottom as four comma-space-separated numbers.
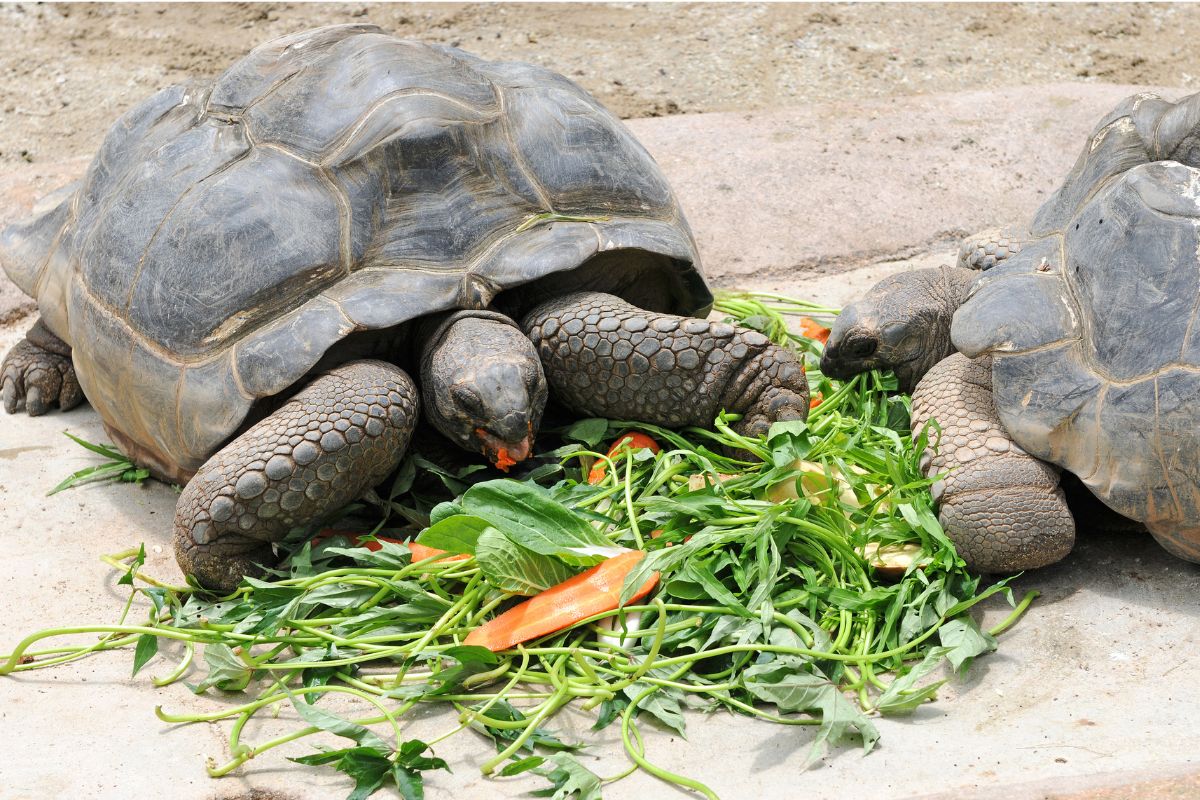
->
420, 311, 547, 470
821, 266, 977, 394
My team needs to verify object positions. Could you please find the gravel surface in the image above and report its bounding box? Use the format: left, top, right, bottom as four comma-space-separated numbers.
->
2, 2, 1199, 165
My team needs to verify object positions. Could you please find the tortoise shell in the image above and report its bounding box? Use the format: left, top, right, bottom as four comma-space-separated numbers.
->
0, 25, 709, 483
952, 94, 1200, 559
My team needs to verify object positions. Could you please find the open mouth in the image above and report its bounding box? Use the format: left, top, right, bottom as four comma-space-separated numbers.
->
475, 427, 534, 472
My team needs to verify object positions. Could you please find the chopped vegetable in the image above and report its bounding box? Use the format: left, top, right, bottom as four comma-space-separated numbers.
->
5, 290, 1036, 800
799, 316, 832, 343
465, 549, 659, 651
408, 541, 470, 563
586, 432, 662, 484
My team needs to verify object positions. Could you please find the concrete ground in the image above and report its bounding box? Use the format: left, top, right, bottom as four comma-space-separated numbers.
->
2, 85, 1199, 800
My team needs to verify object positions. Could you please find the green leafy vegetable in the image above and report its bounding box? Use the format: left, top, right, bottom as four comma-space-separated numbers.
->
48, 431, 151, 495
8, 290, 1037, 800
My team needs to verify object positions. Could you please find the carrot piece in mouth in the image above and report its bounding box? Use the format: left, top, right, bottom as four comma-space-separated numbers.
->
586, 432, 662, 484
464, 549, 659, 651
494, 448, 517, 472
799, 316, 831, 344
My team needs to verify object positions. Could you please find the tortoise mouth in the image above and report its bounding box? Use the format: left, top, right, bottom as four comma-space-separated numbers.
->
475, 427, 534, 472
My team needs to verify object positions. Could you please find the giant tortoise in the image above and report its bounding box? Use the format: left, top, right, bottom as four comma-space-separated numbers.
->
0, 25, 809, 592
822, 90, 1200, 572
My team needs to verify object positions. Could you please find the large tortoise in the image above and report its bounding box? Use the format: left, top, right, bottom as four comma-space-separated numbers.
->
0, 25, 809, 592
822, 90, 1200, 571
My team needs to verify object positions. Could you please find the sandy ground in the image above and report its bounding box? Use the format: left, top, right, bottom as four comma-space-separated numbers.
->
4, 2, 1200, 167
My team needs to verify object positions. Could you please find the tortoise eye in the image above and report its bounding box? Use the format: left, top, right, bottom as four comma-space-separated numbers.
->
453, 386, 485, 415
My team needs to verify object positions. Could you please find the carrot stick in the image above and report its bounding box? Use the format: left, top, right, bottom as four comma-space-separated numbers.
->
587, 432, 661, 484
464, 550, 659, 651
799, 316, 831, 344
408, 542, 469, 562
809, 390, 824, 409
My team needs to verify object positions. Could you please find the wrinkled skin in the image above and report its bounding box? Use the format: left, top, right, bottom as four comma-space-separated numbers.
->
821, 265, 976, 393
1, 319, 83, 416
162, 291, 811, 591
419, 310, 547, 470
823, 263, 1079, 572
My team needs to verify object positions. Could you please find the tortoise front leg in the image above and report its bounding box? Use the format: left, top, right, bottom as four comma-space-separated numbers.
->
521, 291, 808, 439
911, 353, 1074, 572
1, 318, 83, 415
957, 227, 1029, 271
174, 360, 418, 593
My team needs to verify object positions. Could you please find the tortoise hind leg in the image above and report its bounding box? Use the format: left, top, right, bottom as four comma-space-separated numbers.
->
174, 360, 418, 593
911, 353, 1074, 572
521, 291, 808, 439
1, 318, 83, 415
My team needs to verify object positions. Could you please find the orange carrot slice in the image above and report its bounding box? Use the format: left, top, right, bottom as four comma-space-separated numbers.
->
408, 542, 469, 562
587, 432, 662, 484
464, 550, 659, 651
809, 390, 824, 409
799, 316, 831, 344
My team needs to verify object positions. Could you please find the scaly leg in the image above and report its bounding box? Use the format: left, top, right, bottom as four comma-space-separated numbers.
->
957, 227, 1028, 271
174, 360, 418, 593
1, 318, 83, 415
522, 291, 808, 439
911, 353, 1073, 572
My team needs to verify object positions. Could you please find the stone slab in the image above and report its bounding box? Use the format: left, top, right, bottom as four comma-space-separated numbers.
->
625, 83, 1179, 284
3, 85, 1200, 800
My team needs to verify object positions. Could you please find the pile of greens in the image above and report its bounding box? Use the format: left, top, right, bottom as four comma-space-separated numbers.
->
0, 292, 1033, 800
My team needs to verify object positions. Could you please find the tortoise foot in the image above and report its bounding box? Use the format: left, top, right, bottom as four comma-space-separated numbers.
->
912, 353, 1074, 572
1, 319, 83, 416
521, 291, 808, 437
173, 360, 418, 593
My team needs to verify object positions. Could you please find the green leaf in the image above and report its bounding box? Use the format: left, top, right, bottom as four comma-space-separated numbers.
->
743, 661, 879, 764
428, 500, 466, 526
131, 633, 158, 677
938, 616, 997, 672
471, 700, 579, 754
475, 528, 577, 596
117, 543, 147, 586
291, 746, 391, 800
766, 420, 814, 466
875, 646, 952, 715
422, 646, 500, 696
469, 482, 618, 562
290, 695, 390, 751
622, 681, 686, 736
463, 480, 618, 565
415, 514, 493, 555
683, 559, 750, 617
193, 644, 252, 693
592, 696, 629, 730
500, 755, 546, 776
532, 753, 603, 800
62, 431, 126, 460
564, 418, 609, 447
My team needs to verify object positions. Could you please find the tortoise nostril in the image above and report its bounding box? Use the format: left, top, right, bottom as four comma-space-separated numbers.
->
847, 338, 878, 359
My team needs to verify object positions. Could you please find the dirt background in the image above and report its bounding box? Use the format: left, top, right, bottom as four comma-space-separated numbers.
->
2, 2, 1200, 167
